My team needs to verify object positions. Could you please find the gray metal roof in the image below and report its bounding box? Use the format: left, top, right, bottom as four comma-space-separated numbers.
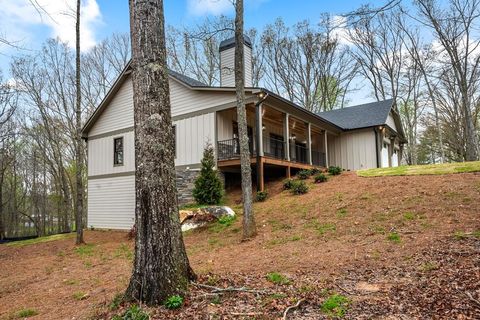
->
318, 99, 394, 130
168, 69, 207, 87
219, 35, 252, 51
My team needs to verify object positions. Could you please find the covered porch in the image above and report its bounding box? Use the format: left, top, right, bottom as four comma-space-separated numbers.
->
215, 103, 330, 191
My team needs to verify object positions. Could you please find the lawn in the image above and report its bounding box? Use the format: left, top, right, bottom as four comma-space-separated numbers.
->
357, 160, 480, 177
6, 233, 75, 247
1, 171, 479, 319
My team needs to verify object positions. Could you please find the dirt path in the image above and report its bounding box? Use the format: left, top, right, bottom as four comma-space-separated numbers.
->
0, 172, 479, 319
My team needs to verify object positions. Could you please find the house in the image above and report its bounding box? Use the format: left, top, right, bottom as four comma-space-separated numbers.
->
82, 36, 406, 230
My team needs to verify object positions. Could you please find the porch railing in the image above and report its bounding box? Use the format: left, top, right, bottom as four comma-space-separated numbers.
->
312, 150, 326, 167
290, 144, 308, 164
217, 138, 326, 167
217, 138, 254, 160
263, 136, 285, 160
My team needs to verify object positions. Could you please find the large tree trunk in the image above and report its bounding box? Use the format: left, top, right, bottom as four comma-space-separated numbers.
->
235, 0, 256, 239
125, 0, 195, 305
75, 0, 85, 244
0, 173, 4, 240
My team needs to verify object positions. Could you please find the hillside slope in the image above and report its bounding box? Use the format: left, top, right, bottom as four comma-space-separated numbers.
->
0, 171, 479, 319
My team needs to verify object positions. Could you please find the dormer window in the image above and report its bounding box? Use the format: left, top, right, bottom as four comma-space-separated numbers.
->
114, 137, 124, 166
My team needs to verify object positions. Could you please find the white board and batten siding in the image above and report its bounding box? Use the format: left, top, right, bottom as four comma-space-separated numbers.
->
87, 74, 238, 229
386, 113, 397, 132
328, 129, 377, 170
174, 113, 215, 166
88, 175, 135, 230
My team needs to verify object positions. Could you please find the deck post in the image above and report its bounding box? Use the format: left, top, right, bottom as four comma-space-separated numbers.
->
259, 158, 265, 191
286, 166, 291, 178
284, 113, 290, 161
307, 123, 312, 165
324, 131, 329, 167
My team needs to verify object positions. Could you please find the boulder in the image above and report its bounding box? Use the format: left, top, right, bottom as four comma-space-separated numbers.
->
180, 206, 235, 232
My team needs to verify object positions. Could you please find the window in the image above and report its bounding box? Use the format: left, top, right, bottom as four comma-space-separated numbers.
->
114, 137, 124, 166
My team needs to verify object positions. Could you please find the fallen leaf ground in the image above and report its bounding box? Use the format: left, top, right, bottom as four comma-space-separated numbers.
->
0, 172, 479, 319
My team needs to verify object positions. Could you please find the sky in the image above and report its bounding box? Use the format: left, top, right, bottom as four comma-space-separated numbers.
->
0, 0, 387, 102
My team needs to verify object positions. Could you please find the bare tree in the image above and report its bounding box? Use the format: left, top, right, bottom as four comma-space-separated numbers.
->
397, 14, 445, 163
233, 0, 256, 240
415, 0, 480, 161
348, 9, 406, 102
125, 0, 195, 304
261, 18, 356, 113
74, 0, 84, 245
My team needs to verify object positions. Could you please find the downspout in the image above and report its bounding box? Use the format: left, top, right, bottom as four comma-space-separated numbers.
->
374, 128, 380, 168
255, 92, 269, 191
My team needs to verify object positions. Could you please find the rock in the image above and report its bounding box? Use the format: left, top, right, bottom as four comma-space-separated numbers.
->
180, 206, 235, 232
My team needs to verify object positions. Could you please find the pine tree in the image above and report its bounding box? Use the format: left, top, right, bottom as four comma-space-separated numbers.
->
193, 143, 223, 205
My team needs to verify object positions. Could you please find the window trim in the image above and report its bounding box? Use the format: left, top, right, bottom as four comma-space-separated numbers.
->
113, 136, 124, 167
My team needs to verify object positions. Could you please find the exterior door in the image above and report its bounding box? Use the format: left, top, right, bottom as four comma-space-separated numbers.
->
391, 148, 399, 167
381, 142, 390, 168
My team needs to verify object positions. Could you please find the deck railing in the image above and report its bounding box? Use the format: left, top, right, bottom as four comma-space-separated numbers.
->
312, 150, 326, 167
290, 144, 308, 164
263, 136, 285, 160
217, 138, 326, 167
217, 138, 255, 160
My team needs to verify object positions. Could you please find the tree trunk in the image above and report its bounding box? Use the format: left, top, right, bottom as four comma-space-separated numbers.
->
0, 173, 4, 240
125, 0, 195, 305
75, 0, 85, 244
235, 0, 256, 239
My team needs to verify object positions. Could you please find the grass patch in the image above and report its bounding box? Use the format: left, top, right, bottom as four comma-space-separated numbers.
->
307, 219, 336, 236
387, 232, 401, 243
75, 244, 95, 257
357, 161, 480, 177
419, 262, 439, 272
208, 215, 236, 233
112, 304, 148, 320
359, 192, 373, 200
403, 212, 416, 221
110, 293, 124, 311
336, 208, 348, 218
266, 272, 291, 285
114, 243, 133, 260
321, 294, 350, 318
63, 279, 78, 286
15, 308, 38, 318
72, 291, 88, 300
267, 235, 301, 246
268, 219, 293, 232
6, 233, 74, 247
179, 203, 208, 210
164, 295, 184, 309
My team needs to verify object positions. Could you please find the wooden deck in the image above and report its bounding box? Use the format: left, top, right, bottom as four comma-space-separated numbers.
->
217, 156, 322, 191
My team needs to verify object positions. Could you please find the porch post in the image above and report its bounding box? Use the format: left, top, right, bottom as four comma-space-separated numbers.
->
324, 130, 329, 167
284, 113, 290, 161
307, 123, 312, 165
256, 102, 264, 157
255, 102, 264, 192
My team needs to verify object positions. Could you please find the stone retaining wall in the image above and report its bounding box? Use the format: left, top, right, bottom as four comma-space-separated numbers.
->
176, 169, 225, 206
